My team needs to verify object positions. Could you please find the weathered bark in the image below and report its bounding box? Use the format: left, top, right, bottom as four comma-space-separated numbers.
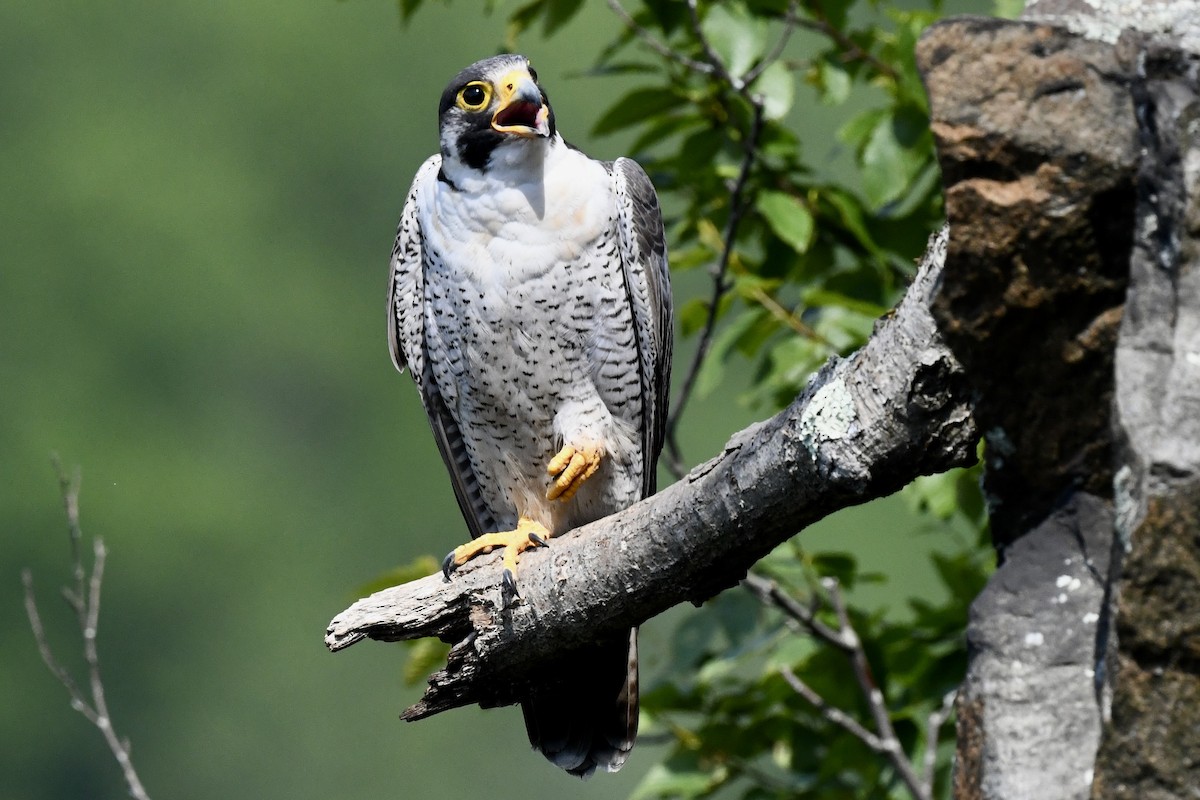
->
326, 229, 979, 720
918, 7, 1200, 799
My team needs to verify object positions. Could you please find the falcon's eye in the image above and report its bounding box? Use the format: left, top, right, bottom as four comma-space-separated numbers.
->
457, 82, 491, 111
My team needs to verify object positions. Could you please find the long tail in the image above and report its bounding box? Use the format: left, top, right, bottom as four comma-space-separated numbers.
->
520, 628, 639, 778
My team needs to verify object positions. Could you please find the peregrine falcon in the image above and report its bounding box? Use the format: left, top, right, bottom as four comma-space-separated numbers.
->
386, 54, 672, 777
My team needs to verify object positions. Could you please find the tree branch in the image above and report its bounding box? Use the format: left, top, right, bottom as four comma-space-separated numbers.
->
326, 226, 977, 722
753, 572, 932, 800
604, 0, 716, 78
23, 459, 152, 800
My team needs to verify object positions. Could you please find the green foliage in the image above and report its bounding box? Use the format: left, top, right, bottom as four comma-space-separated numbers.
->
633, 537, 990, 799
577, 0, 945, 412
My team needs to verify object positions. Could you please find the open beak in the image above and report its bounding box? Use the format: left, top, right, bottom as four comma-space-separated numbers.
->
491, 69, 550, 138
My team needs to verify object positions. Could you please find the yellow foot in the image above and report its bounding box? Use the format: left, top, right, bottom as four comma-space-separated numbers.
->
441, 517, 551, 598
546, 443, 603, 501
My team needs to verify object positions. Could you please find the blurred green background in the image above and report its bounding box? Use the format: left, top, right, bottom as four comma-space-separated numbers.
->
2, 2, 971, 798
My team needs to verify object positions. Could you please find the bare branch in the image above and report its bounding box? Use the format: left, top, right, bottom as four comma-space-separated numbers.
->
780, 666, 885, 750
741, 572, 846, 650
326, 227, 977, 725
751, 571, 937, 800
24, 462, 153, 800
685, 0, 742, 90
922, 690, 956, 794
742, 0, 800, 87
604, 0, 715, 77
825, 578, 929, 799
22, 570, 100, 726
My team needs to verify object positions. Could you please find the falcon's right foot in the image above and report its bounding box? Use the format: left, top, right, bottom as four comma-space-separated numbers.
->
441, 517, 551, 599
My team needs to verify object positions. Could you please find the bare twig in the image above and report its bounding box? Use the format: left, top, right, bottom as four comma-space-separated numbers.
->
747, 285, 831, 345
788, 5, 899, 81
921, 690, 957, 794
23, 460, 152, 800
749, 573, 936, 800
741, 572, 846, 648
780, 666, 886, 749
685, 0, 741, 90
605, 0, 715, 77
743, 0, 800, 87
824, 579, 927, 798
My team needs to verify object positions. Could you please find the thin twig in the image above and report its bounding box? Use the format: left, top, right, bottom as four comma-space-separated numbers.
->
742, 0, 800, 87
663, 102, 765, 477
23, 461, 152, 800
788, 5, 899, 81
824, 578, 928, 800
685, 0, 742, 90
780, 666, 886, 749
747, 285, 831, 345
742, 573, 846, 649
750, 573, 932, 800
921, 690, 957, 794
605, 0, 715, 77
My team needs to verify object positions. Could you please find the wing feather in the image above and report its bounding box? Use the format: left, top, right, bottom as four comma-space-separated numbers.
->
387, 155, 497, 539
611, 158, 672, 496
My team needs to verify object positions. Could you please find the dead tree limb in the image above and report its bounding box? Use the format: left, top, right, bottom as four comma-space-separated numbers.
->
326, 226, 978, 721
23, 458, 153, 800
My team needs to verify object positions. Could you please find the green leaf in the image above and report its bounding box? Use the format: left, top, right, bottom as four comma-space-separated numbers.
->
356, 554, 440, 597
397, 0, 424, 23
592, 87, 687, 136
402, 638, 451, 686
541, 0, 585, 35
505, 0, 547, 49
751, 60, 793, 120
679, 297, 712, 337
694, 308, 764, 399
860, 105, 932, 209
823, 188, 880, 255
905, 473, 960, 520
700, 3, 766, 79
838, 108, 887, 151
815, 58, 851, 106
630, 751, 723, 800
802, 288, 889, 319
757, 190, 814, 254
810, 552, 859, 587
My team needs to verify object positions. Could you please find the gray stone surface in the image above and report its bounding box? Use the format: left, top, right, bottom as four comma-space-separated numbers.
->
956, 494, 1114, 800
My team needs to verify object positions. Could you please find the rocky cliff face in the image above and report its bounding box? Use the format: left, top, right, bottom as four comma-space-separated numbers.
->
917, 9, 1200, 799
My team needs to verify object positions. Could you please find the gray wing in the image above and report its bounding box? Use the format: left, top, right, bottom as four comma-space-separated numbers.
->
388, 154, 497, 539
610, 158, 673, 496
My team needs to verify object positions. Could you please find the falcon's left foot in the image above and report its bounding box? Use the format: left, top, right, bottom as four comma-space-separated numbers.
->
546, 444, 603, 501
441, 517, 551, 599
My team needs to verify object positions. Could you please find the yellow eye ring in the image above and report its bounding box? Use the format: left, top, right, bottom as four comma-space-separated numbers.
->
457, 81, 492, 111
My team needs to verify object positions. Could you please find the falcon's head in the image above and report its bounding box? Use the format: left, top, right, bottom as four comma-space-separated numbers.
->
437, 54, 556, 174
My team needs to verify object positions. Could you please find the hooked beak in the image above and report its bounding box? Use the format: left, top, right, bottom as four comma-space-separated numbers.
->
491, 69, 550, 139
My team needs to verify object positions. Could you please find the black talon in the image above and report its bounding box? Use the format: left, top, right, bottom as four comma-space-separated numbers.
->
442, 551, 457, 580
501, 568, 520, 603
528, 532, 548, 547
